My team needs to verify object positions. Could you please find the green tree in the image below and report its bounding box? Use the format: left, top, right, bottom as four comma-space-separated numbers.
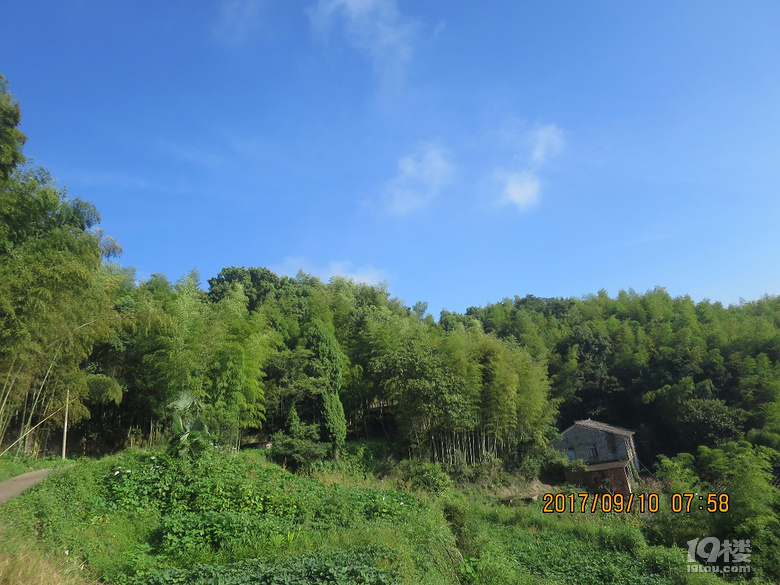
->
0, 154, 123, 452
322, 390, 346, 456
0, 74, 26, 179
697, 442, 780, 579
643, 453, 709, 548
269, 407, 328, 471
207, 266, 281, 312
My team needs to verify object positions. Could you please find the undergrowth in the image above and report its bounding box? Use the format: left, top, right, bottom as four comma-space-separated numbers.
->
0, 447, 732, 585
0, 448, 458, 584
445, 494, 726, 585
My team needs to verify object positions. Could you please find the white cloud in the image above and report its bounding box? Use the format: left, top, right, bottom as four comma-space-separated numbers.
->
309, 0, 417, 88
382, 143, 454, 215
498, 170, 540, 209
325, 260, 388, 285
531, 124, 564, 164
271, 256, 388, 285
492, 122, 564, 211
213, 0, 264, 45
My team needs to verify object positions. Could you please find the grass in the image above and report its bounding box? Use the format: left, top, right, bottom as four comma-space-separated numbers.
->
0, 447, 732, 585
452, 493, 726, 585
0, 546, 88, 585
0, 510, 94, 585
0, 448, 462, 584
0, 452, 92, 584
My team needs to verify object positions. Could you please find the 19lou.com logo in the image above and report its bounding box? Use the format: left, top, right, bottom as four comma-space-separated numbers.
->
687, 537, 751, 573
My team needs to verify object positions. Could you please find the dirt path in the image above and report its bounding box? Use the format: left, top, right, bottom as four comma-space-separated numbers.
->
0, 468, 53, 505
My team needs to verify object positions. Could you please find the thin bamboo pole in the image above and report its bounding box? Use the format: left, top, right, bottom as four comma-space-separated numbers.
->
0, 394, 76, 458
61, 387, 69, 460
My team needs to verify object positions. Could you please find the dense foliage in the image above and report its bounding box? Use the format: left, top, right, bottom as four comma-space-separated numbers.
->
467, 291, 780, 462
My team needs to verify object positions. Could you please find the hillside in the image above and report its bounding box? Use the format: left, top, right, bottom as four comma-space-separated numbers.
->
0, 447, 729, 584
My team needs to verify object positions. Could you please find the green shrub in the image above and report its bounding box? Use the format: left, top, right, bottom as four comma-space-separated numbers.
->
397, 460, 452, 494
517, 442, 571, 482
472, 452, 505, 486
596, 523, 647, 555
269, 409, 329, 472
2, 448, 725, 585
638, 546, 688, 583
150, 511, 300, 558
308, 450, 369, 481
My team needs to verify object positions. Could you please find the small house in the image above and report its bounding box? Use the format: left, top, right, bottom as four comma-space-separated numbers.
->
553, 419, 639, 494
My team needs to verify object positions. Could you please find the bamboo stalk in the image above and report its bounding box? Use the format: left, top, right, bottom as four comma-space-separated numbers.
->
0, 395, 76, 458
21, 343, 62, 453
0, 362, 21, 447
0, 358, 18, 422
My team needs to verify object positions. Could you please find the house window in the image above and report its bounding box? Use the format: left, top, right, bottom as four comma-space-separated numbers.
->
567, 449, 575, 460
586, 445, 598, 459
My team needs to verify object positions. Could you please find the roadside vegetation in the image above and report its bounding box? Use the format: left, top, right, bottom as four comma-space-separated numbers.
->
1, 444, 727, 585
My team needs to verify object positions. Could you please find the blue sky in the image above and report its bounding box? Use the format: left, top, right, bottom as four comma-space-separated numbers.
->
3, 1, 780, 316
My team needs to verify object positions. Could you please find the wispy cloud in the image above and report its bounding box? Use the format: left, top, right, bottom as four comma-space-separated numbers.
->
531, 124, 564, 164
626, 231, 674, 247
431, 21, 446, 41
496, 170, 540, 209
308, 0, 417, 88
66, 168, 201, 196
271, 256, 389, 285
157, 139, 231, 169
381, 143, 454, 216
68, 170, 153, 190
213, 0, 265, 45
495, 123, 563, 211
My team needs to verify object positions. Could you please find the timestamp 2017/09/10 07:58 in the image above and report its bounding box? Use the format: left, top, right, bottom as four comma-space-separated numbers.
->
541, 492, 730, 514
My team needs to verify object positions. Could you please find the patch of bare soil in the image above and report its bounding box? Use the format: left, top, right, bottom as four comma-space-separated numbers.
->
494, 479, 556, 504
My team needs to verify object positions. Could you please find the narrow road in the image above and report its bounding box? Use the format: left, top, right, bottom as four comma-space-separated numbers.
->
0, 468, 53, 505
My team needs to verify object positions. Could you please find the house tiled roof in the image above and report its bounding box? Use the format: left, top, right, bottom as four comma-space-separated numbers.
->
567, 419, 635, 437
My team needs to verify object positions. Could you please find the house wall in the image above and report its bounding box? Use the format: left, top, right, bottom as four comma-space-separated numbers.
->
554, 426, 632, 464
565, 466, 633, 495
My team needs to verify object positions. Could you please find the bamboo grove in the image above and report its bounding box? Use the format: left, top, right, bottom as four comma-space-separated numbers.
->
3, 74, 780, 477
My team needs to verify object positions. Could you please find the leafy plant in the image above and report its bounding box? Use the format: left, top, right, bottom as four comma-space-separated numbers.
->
168, 391, 211, 458
397, 459, 452, 494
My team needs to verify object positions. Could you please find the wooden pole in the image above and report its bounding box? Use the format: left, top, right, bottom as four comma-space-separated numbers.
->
61, 387, 69, 460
